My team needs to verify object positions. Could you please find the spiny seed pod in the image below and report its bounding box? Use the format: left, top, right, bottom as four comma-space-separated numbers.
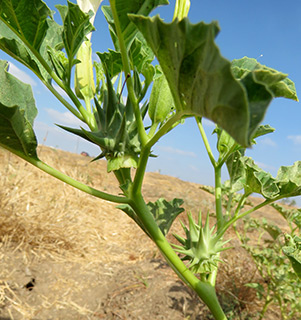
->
172, 211, 231, 274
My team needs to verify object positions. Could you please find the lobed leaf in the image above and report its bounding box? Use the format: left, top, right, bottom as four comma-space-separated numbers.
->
282, 235, 301, 280
232, 57, 298, 101
130, 15, 257, 146
147, 198, 184, 235
131, 16, 298, 147
0, 60, 38, 158
56, 1, 94, 62
227, 156, 301, 200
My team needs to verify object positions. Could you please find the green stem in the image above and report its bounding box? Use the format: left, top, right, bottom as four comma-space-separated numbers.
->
6, 148, 129, 204
217, 199, 275, 239
148, 112, 183, 148
215, 166, 224, 230
109, 0, 148, 146
234, 193, 249, 216
259, 296, 273, 320
132, 145, 151, 195
196, 117, 216, 167
132, 113, 184, 195
129, 193, 227, 320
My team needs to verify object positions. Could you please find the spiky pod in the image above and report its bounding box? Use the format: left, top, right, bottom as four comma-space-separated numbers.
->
173, 211, 231, 275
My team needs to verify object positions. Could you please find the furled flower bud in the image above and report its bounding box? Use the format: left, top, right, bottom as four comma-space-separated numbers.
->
75, 0, 102, 100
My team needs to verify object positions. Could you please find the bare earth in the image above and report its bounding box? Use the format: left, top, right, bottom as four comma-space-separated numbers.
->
0, 146, 296, 319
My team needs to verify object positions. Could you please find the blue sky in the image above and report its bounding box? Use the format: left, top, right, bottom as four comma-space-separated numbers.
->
1, 0, 301, 205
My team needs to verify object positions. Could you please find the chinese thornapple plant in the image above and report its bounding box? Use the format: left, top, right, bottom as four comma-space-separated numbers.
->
0, 0, 300, 319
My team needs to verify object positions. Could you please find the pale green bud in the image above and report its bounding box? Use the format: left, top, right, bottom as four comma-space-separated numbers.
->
75, 40, 95, 101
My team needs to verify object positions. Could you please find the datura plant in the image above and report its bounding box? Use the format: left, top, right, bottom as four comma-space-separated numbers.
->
0, 0, 300, 319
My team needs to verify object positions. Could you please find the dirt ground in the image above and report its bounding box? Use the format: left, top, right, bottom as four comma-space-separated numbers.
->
0, 146, 298, 319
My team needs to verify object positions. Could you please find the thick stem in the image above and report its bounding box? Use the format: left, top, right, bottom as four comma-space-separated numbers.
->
129, 193, 227, 320
132, 145, 151, 195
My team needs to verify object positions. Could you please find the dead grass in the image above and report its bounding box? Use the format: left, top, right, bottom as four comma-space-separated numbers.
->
0, 146, 297, 319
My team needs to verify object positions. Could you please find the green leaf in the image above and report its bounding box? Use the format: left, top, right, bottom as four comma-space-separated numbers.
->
56, 1, 94, 62
0, 60, 38, 158
131, 16, 298, 147
232, 57, 298, 101
130, 16, 256, 146
252, 124, 275, 140
271, 203, 301, 228
128, 37, 154, 73
148, 73, 175, 124
0, 0, 52, 50
147, 198, 184, 235
102, 0, 169, 50
97, 50, 123, 78
47, 46, 69, 82
227, 157, 301, 200
282, 235, 301, 280
59, 71, 142, 172
0, 3, 62, 81
276, 161, 301, 198
243, 157, 280, 198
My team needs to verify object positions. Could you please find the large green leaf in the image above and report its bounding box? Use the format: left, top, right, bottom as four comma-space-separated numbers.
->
130, 16, 255, 146
0, 0, 52, 50
102, 0, 169, 50
130, 16, 298, 147
0, 1, 62, 81
0, 60, 38, 158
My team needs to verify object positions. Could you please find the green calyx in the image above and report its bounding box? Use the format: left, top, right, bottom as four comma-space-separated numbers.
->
173, 211, 230, 274
59, 69, 143, 172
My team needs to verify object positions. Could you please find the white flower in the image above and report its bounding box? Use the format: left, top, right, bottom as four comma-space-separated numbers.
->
77, 0, 103, 26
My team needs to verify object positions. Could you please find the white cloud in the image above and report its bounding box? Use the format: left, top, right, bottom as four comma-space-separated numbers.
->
254, 160, 276, 171
288, 135, 301, 145
202, 118, 215, 127
52, 83, 71, 100
8, 62, 38, 87
189, 165, 201, 172
34, 121, 99, 156
260, 137, 277, 147
45, 108, 84, 127
158, 146, 197, 158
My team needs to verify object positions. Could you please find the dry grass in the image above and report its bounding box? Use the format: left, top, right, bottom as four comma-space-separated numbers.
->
0, 146, 297, 319
0, 146, 160, 319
